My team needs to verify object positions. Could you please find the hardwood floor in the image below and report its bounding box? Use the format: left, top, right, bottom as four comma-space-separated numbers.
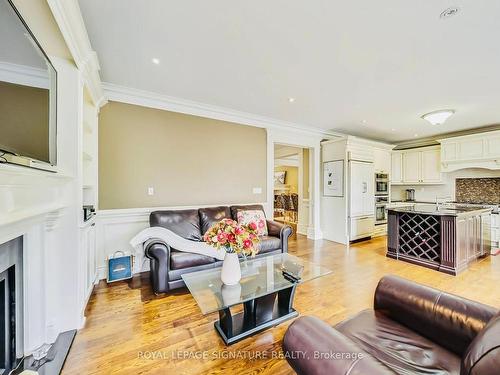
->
63, 235, 500, 374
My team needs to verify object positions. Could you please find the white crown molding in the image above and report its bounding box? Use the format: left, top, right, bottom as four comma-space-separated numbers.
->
46, 0, 106, 107
345, 136, 395, 150
103, 82, 341, 137
0, 62, 49, 89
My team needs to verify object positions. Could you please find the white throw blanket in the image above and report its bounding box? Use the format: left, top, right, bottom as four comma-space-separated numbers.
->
130, 227, 225, 272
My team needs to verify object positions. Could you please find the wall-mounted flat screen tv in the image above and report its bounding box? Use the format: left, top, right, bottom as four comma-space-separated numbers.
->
0, 0, 57, 170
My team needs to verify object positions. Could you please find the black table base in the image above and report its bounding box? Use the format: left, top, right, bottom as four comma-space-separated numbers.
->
214, 285, 298, 345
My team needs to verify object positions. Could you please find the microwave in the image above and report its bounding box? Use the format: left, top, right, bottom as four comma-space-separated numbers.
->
375, 173, 389, 196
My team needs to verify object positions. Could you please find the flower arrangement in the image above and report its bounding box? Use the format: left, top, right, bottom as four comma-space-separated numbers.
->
203, 218, 260, 256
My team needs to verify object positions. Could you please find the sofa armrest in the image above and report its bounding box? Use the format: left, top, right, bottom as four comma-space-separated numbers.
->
283, 316, 396, 375
267, 220, 292, 253
374, 275, 498, 356
144, 239, 171, 294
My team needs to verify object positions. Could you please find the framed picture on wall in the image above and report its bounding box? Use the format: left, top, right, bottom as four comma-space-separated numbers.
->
323, 160, 343, 197
274, 171, 287, 185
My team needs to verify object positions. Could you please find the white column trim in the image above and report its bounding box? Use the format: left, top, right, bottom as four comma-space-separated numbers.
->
267, 129, 331, 240
46, 0, 106, 107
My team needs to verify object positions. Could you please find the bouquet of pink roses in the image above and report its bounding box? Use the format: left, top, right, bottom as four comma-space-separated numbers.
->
203, 218, 260, 256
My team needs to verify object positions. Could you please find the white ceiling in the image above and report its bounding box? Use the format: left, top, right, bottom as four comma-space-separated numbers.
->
79, 0, 500, 142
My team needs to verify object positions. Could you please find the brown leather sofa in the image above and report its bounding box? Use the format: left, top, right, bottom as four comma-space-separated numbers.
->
283, 275, 500, 375
144, 204, 292, 294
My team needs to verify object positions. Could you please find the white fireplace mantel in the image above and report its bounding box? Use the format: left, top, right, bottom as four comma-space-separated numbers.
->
0, 164, 79, 354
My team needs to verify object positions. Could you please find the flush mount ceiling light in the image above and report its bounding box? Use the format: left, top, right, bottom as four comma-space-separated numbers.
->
288, 97, 295, 103
421, 109, 455, 125
440, 6, 460, 19
152, 58, 160, 64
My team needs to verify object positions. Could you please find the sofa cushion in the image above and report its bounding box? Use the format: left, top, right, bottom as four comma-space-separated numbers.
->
170, 250, 216, 270
335, 310, 461, 375
461, 312, 500, 375
258, 235, 281, 254
237, 209, 268, 236
150, 209, 202, 241
230, 204, 265, 220
283, 316, 396, 375
374, 275, 496, 356
199, 206, 231, 236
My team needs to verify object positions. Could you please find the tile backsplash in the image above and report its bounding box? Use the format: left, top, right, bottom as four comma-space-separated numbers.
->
455, 177, 500, 204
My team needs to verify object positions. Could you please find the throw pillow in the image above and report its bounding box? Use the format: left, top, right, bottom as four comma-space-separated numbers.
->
237, 210, 268, 236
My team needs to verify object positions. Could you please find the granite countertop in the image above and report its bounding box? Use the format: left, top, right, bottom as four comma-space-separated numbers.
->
390, 200, 434, 204
388, 204, 493, 217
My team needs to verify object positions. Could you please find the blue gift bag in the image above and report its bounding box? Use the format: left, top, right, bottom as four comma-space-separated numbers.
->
107, 251, 134, 283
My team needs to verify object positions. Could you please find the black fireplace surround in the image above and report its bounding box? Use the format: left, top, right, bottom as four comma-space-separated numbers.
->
0, 265, 17, 374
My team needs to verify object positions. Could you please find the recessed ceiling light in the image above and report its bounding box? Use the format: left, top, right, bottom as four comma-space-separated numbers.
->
440, 7, 460, 19
152, 58, 160, 65
391, 128, 396, 132
362, 120, 367, 124
414, 134, 419, 138
288, 97, 295, 103
421, 109, 455, 125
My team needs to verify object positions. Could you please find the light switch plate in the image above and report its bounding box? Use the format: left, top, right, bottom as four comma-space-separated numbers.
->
252, 187, 262, 194
148, 187, 154, 196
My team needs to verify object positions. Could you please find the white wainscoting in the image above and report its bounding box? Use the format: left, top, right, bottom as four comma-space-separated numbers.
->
96, 203, 266, 280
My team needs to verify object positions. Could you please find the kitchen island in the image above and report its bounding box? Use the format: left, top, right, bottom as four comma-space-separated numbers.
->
387, 204, 492, 275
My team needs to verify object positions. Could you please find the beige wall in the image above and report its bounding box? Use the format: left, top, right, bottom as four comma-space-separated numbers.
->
0, 81, 49, 161
98, 101, 267, 209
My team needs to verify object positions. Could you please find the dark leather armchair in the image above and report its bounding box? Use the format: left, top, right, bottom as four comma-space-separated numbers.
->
283, 275, 500, 375
144, 204, 292, 294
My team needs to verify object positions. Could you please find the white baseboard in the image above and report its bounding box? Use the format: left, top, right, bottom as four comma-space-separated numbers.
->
307, 226, 323, 240
96, 266, 106, 281
297, 223, 308, 236
79, 316, 86, 330
322, 232, 348, 245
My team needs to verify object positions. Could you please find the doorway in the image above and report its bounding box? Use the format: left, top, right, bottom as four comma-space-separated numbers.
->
273, 144, 310, 237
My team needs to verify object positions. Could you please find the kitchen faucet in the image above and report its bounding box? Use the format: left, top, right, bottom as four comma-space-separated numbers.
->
435, 196, 452, 211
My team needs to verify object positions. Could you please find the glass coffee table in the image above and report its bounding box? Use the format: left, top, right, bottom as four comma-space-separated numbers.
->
182, 253, 332, 345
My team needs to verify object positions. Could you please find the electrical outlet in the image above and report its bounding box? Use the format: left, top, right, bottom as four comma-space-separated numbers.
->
147, 187, 154, 196
252, 187, 262, 194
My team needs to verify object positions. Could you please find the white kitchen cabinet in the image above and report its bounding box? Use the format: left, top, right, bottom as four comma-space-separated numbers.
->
372, 223, 387, 237
459, 139, 484, 160
392, 146, 442, 184
350, 216, 375, 240
439, 130, 500, 171
403, 150, 421, 183
421, 148, 442, 183
485, 135, 500, 157
441, 142, 457, 161
391, 152, 403, 183
491, 213, 499, 251
374, 148, 391, 173
350, 160, 374, 217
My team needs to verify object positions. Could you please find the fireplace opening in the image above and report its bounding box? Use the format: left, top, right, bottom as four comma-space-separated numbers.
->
0, 265, 16, 374
0, 237, 23, 375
